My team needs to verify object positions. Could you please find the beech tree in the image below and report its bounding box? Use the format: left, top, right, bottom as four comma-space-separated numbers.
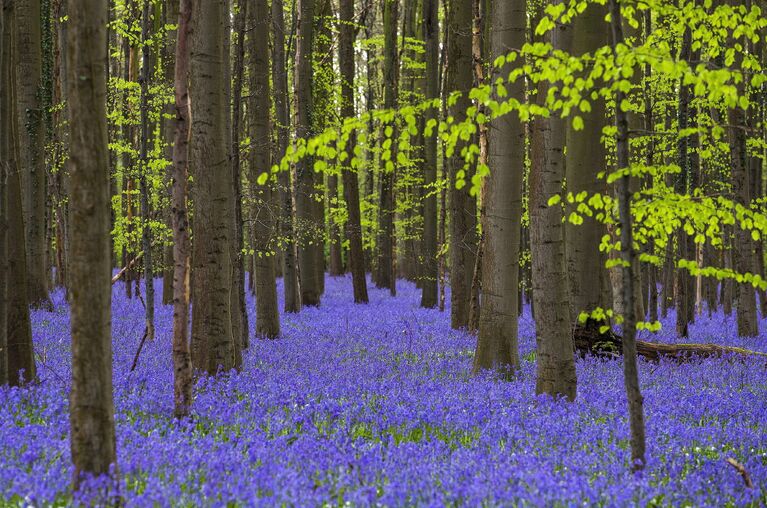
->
190, 0, 238, 374
249, 0, 280, 338
474, 0, 525, 373
66, 0, 117, 486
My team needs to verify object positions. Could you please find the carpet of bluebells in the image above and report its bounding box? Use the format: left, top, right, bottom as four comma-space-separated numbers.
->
1, 275, 766, 506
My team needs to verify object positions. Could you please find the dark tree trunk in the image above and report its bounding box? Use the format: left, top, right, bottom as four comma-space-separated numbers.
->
610, 0, 646, 471
66, 0, 117, 487
2, 8, 35, 386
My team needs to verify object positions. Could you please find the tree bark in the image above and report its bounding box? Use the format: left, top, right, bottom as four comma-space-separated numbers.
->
565, 2, 609, 326
339, 0, 369, 303
728, 11, 759, 337
139, 0, 155, 340
609, 0, 646, 471
249, 0, 280, 339
66, 0, 117, 486
0, 0, 8, 386
294, 0, 321, 306
530, 4, 576, 401
420, 0, 439, 308
231, 0, 249, 350
14, 0, 50, 310
171, 0, 193, 419
2, 6, 35, 387
446, 0, 477, 329
473, 0, 523, 371
272, 0, 301, 313
190, 0, 237, 374
375, 0, 398, 296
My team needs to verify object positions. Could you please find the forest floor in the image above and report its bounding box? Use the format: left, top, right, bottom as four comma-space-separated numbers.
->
1, 276, 766, 506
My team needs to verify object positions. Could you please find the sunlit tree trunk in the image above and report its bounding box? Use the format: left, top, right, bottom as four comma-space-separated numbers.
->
66, 0, 117, 486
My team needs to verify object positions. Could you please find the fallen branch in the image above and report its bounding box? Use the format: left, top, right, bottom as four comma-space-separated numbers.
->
573, 321, 767, 362
130, 325, 150, 373
725, 458, 753, 488
111, 252, 144, 285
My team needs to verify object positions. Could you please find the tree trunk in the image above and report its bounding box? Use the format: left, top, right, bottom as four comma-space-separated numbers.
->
249, 0, 281, 339
231, 0, 249, 350
530, 6, 576, 401
728, 16, 759, 337
294, 0, 321, 306
375, 0, 398, 296
565, 2, 608, 326
339, 0, 369, 303
446, 0, 477, 329
328, 170, 344, 276
14, 0, 50, 310
66, 0, 117, 487
609, 0, 646, 471
420, 0, 439, 308
2, 8, 35, 387
473, 0, 522, 370
0, 0, 8, 386
272, 0, 301, 313
190, 0, 237, 374
170, 0, 193, 419
139, 0, 155, 340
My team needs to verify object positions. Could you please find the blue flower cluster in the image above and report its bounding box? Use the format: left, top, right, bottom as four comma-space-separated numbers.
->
1, 276, 765, 506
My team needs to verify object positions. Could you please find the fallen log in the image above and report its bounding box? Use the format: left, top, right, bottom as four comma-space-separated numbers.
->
573, 320, 767, 362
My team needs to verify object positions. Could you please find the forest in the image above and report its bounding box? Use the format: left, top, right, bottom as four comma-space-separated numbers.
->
0, 0, 766, 504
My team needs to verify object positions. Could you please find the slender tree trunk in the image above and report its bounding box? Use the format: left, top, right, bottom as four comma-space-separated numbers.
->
171, 0, 192, 419
139, 0, 155, 339
339, 0, 369, 303
272, 0, 300, 312
66, 0, 117, 487
531, 8, 576, 400
294, 0, 321, 306
420, 0, 439, 308
609, 0, 646, 471
249, 0, 280, 339
328, 169, 344, 276
190, 0, 237, 374
446, 0, 477, 329
14, 0, 50, 310
473, 0, 523, 372
375, 0, 398, 296
231, 0, 249, 349
0, 0, 8, 386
